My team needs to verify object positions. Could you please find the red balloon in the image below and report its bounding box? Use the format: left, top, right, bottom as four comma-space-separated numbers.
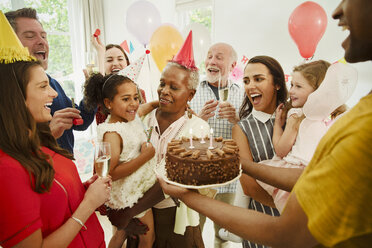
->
288, 1, 327, 59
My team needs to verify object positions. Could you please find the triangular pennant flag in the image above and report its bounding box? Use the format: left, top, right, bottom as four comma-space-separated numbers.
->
120, 40, 130, 54
118, 54, 145, 82
0, 11, 36, 64
170, 31, 198, 70
129, 41, 135, 54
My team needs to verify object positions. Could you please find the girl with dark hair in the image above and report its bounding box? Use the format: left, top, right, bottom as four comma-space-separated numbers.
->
84, 73, 158, 248
91, 35, 148, 124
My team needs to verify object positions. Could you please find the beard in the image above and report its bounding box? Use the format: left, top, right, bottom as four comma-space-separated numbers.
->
205, 72, 220, 84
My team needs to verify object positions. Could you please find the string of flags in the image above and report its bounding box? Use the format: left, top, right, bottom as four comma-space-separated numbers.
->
120, 40, 135, 54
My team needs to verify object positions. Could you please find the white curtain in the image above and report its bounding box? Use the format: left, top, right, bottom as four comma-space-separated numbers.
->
68, 0, 104, 141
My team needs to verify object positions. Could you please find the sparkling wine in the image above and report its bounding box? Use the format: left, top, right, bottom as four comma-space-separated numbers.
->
86, 63, 94, 75
95, 155, 111, 177
219, 87, 229, 102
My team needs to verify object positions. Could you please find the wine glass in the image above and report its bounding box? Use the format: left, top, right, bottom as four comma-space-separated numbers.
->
85, 51, 98, 76
94, 142, 111, 177
216, 73, 229, 120
218, 74, 230, 102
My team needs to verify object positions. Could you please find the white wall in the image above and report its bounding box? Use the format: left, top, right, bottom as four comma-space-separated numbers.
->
212, 0, 371, 107
103, 0, 176, 60
102, 0, 371, 106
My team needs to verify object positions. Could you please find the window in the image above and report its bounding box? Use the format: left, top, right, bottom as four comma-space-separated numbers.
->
0, 0, 12, 11
176, 0, 212, 30
2, 0, 93, 164
176, 0, 213, 74
1, 0, 79, 99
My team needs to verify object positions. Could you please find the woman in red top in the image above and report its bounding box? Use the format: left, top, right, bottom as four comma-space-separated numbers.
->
0, 59, 111, 247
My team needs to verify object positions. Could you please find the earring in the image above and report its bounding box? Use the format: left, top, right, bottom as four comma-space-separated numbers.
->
186, 101, 192, 119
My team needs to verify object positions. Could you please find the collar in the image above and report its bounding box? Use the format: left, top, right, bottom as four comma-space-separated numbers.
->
252, 109, 274, 123
149, 109, 187, 137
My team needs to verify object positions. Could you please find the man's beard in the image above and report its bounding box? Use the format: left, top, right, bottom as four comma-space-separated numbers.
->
206, 72, 220, 84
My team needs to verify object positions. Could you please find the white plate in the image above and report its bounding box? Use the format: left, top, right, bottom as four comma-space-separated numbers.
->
155, 159, 242, 189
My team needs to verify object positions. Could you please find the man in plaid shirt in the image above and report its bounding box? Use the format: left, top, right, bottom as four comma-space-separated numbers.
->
189, 42, 245, 248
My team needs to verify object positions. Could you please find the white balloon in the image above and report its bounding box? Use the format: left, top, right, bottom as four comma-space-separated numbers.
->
182, 23, 212, 66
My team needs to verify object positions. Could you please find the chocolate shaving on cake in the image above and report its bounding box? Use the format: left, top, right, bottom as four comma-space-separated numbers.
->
215, 136, 223, 142
206, 149, 214, 159
169, 142, 181, 147
173, 148, 186, 154
180, 150, 193, 157
182, 136, 189, 142
215, 148, 225, 157
222, 139, 235, 144
222, 147, 235, 154
191, 150, 200, 159
171, 139, 183, 144
225, 145, 238, 151
192, 136, 199, 141
168, 145, 180, 152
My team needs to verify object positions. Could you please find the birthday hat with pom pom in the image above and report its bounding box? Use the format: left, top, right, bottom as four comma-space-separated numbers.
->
0, 11, 36, 64
170, 30, 198, 71
118, 54, 146, 82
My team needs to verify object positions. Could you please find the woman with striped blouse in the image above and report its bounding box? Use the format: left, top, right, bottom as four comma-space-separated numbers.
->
231, 56, 288, 248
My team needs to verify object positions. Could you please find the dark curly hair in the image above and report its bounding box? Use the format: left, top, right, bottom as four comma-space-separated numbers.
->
83, 73, 136, 115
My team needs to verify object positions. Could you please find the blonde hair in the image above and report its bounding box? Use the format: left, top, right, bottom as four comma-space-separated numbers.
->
293, 60, 330, 90
289, 60, 346, 121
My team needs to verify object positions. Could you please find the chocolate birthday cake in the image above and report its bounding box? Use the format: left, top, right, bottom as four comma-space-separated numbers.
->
165, 136, 240, 186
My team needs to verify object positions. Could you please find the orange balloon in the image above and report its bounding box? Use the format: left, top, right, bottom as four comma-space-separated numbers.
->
149, 25, 184, 72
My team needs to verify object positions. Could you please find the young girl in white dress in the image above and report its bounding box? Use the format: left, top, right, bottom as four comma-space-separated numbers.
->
84, 73, 158, 248
256, 61, 356, 212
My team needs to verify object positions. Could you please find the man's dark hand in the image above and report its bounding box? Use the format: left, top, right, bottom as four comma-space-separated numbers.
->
125, 218, 149, 237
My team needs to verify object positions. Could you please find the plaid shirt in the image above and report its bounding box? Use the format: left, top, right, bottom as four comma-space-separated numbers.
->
190, 80, 245, 193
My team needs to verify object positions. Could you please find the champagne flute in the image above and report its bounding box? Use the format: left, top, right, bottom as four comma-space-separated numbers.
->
86, 51, 98, 76
94, 142, 111, 177
218, 74, 230, 102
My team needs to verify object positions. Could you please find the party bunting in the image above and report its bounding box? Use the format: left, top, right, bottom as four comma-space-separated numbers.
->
120, 40, 130, 54
130, 41, 135, 54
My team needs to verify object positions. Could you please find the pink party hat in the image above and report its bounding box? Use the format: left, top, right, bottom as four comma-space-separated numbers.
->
170, 30, 198, 71
118, 54, 145, 82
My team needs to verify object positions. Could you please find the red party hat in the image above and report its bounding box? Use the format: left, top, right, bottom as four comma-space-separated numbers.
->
170, 31, 198, 71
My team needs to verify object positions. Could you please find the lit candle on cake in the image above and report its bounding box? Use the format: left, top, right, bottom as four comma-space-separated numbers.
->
208, 128, 214, 149
189, 128, 194, 149
200, 126, 205, 143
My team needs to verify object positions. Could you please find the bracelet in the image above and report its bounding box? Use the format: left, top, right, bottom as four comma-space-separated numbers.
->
71, 216, 87, 231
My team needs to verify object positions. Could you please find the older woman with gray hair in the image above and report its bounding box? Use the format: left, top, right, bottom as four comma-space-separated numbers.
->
142, 32, 210, 248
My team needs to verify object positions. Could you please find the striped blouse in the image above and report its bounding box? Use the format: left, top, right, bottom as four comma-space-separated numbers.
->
238, 110, 280, 248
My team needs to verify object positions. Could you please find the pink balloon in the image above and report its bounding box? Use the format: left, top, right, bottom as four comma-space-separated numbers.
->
126, 0, 161, 46
288, 1, 327, 59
